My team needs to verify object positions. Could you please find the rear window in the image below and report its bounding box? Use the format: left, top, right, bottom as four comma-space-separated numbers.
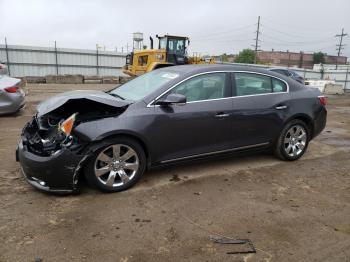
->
272, 78, 287, 92
234, 73, 287, 96
234, 73, 272, 96
272, 69, 289, 76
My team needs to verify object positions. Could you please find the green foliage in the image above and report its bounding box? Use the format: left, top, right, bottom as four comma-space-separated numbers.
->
313, 52, 326, 64
234, 49, 256, 64
221, 53, 228, 62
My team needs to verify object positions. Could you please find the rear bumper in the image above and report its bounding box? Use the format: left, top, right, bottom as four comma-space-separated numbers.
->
313, 107, 327, 138
0, 92, 25, 115
16, 139, 85, 194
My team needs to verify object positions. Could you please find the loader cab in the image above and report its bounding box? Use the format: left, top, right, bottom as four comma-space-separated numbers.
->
158, 35, 189, 65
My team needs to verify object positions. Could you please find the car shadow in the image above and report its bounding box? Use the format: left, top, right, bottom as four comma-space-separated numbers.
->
78, 150, 278, 194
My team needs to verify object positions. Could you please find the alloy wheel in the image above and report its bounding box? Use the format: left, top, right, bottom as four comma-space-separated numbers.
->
283, 125, 307, 157
94, 144, 139, 188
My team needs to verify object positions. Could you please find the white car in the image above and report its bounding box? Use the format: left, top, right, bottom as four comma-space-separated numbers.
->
0, 64, 26, 115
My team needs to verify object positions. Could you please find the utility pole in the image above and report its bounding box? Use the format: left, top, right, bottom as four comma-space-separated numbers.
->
253, 16, 261, 64
335, 28, 348, 69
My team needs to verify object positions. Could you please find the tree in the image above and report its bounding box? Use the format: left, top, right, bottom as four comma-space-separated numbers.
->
234, 49, 256, 64
313, 52, 326, 64
221, 53, 228, 62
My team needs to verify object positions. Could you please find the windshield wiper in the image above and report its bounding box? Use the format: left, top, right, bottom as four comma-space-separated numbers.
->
109, 93, 125, 100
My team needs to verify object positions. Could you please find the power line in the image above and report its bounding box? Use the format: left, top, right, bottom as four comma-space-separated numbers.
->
190, 24, 255, 39
335, 28, 348, 69
262, 33, 334, 45
304, 44, 338, 53
262, 39, 336, 47
214, 38, 253, 44
191, 31, 254, 42
261, 23, 334, 39
191, 17, 348, 57
262, 17, 339, 35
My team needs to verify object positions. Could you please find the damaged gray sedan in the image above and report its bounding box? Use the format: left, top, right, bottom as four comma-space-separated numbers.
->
16, 65, 327, 194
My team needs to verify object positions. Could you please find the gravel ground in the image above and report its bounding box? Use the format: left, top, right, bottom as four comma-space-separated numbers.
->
0, 84, 349, 262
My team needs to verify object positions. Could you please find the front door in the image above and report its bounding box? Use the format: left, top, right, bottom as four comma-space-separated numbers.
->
149, 72, 233, 163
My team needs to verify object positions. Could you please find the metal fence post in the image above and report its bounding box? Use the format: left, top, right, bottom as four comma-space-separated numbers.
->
96, 48, 99, 75
344, 66, 349, 92
4, 37, 11, 76
54, 41, 59, 75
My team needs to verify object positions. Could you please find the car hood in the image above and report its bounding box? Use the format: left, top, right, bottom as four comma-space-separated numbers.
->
37, 90, 131, 116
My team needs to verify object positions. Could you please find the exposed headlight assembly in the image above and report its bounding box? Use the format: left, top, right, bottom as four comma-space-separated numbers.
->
59, 113, 77, 136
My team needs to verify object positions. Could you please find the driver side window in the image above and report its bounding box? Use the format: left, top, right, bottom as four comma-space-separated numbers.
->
168, 73, 227, 102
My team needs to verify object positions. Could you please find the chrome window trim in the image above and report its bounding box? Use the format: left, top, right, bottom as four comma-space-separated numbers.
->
146, 70, 290, 107
160, 142, 270, 163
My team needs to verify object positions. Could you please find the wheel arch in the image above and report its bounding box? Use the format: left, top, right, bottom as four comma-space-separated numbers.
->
96, 131, 151, 167
284, 114, 314, 138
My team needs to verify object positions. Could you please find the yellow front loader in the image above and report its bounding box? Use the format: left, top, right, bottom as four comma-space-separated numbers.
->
123, 35, 215, 77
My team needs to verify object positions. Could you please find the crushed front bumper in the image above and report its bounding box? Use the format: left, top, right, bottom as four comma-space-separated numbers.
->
16, 139, 86, 194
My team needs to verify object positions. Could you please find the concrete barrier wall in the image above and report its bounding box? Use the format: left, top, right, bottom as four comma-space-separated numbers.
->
0, 44, 127, 77
324, 84, 345, 95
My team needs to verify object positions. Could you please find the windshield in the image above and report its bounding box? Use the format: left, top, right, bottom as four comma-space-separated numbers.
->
168, 38, 186, 55
159, 38, 167, 49
109, 70, 179, 101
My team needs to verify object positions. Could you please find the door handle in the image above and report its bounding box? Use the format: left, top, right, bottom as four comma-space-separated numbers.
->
275, 105, 288, 110
215, 113, 230, 118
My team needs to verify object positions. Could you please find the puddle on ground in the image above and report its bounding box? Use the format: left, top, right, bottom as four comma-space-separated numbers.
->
321, 138, 350, 149
317, 126, 350, 150
331, 106, 350, 114
322, 127, 348, 136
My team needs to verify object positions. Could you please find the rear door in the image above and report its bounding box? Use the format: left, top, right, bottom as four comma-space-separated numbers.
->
149, 72, 233, 163
231, 72, 290, 147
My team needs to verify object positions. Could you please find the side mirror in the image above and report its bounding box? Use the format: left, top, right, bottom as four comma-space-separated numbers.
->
155, 94, 187, 106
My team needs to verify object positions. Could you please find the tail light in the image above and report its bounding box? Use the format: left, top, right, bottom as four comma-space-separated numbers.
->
4, 86, 19, 93
318, 96, 327, 106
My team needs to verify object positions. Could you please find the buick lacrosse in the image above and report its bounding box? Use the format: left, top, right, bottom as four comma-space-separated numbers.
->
16, 64, 327, 193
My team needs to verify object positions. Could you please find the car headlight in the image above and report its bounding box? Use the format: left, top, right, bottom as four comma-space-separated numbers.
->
59, 113, 77, 136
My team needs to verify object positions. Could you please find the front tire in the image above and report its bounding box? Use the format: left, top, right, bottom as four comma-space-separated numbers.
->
84, 137, 146, 192
274, 120, 310, 161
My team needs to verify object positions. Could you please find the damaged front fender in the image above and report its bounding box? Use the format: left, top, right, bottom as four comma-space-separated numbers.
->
17, 90, 133, 193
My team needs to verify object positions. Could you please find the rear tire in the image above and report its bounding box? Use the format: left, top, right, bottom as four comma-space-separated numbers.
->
84, 137, 146, 193
274, 120, 310, 161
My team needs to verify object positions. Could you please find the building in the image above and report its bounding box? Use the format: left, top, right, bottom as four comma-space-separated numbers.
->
256, 50, 347, 69
213, 54, 236, 63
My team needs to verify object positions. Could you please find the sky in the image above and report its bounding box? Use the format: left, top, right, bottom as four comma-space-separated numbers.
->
0, 0, 349, 57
